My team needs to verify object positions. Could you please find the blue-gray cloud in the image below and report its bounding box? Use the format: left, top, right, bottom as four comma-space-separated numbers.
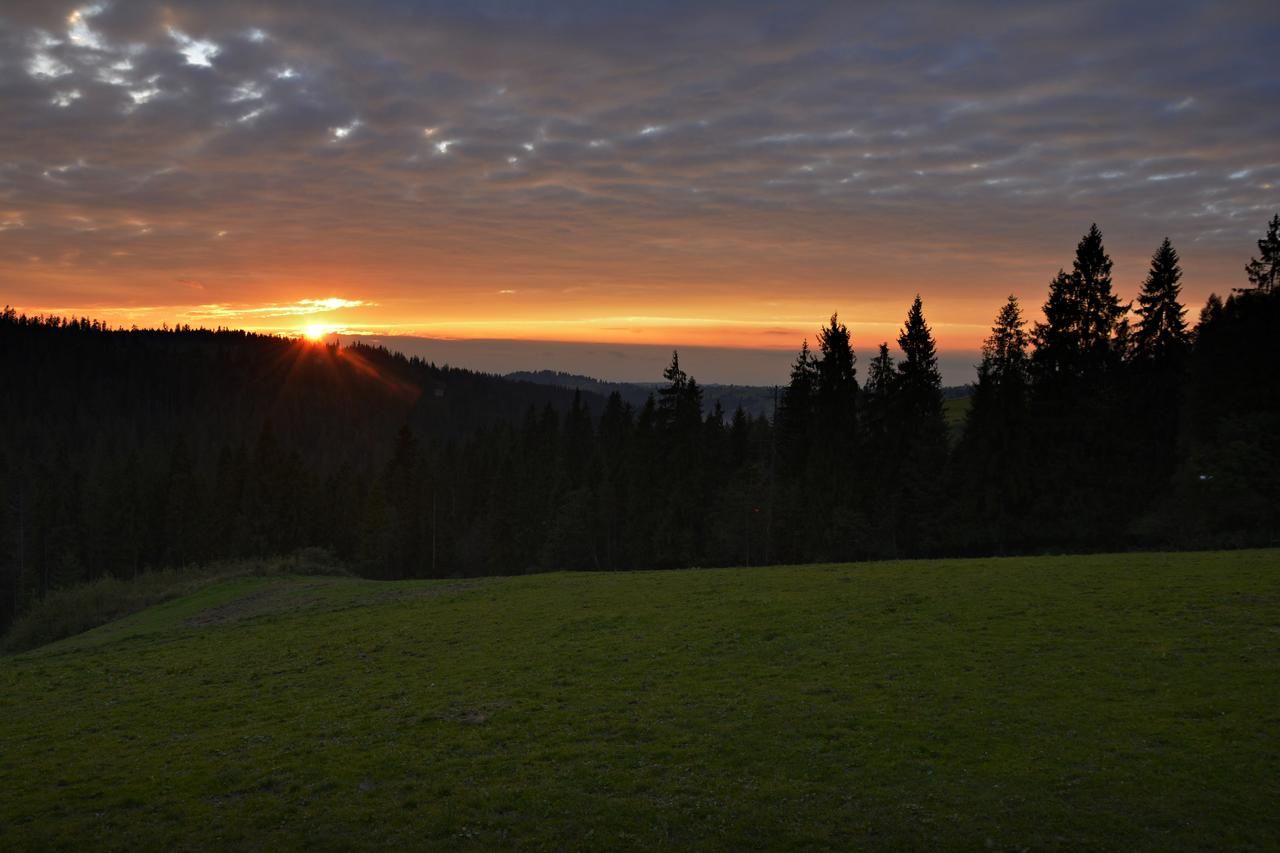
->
1, 0, 1277, 311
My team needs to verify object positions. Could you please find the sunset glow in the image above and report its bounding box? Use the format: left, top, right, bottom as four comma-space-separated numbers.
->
2, 2, 1277, 382
3, 4, 1279, 845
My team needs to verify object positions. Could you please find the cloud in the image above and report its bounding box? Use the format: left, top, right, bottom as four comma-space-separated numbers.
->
188, 297, 372, 318
1, 0, 1277, 359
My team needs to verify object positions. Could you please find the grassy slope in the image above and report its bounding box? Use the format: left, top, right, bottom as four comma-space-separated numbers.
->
2, 552, 1278, 851
944, 394, 972, 436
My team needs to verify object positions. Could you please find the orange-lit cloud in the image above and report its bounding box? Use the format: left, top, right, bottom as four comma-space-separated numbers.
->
1, 1, 1277, 383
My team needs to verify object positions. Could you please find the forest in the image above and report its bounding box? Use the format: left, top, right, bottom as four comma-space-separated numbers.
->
2, 216, 1278, 631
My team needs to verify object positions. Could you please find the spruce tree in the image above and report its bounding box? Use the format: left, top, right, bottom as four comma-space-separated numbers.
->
803, 313, 862, 559
814, 312, 860, 470
1242, 213, 1280, 293
896, 295, 944, 422
816, 313, 858, 418
864, 342, 897, 438
860, 342, 899, 555
786, 340, 820, 405
1132, 238, 1189, 364
866, 343, 896, 401
1032, 224, 1127, 383
1197, 293, 1224, 331
658, 350, 688, 420
1026, 226, 1133, 547
948, 295, 1033, 552
980, 295, 1030, 388
887, 296, 948, 555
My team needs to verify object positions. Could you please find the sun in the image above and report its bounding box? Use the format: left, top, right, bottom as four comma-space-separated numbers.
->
302, 324, 329, 342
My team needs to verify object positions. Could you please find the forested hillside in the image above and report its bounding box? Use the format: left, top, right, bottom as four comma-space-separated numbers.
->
2, 217, 1279, 632
0, 325, 598, 626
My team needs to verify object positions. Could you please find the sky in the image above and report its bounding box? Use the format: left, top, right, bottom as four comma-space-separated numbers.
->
2, 0, 1278, 384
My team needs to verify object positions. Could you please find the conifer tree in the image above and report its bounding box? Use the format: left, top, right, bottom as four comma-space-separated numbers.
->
1032, 224, 1127, 383
779, 339, 819, 440
785, 340, 820, 407
815, 313, 858, 432
657, 350, 703, 430
1132, 238, 1189, 364
864, 343, 896, 436
817, 315, 857, 392
1026, 227, 1133, 547
887, 296, 948, 555
1197, 293, 1224, 333
866, 343, 896, 399
980, 295, 1030, 388
949, 295, 1032, 552
658, 350, 687, 419
896, 295, 944, 423
1242, 213, 1280, 293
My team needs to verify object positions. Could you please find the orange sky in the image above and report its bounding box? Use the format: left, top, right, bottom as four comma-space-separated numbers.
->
2, 1, 1276, 382
6, 235, 1250, 356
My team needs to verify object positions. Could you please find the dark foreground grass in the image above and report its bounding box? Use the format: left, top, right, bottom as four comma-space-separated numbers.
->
2, 551, 1278, 851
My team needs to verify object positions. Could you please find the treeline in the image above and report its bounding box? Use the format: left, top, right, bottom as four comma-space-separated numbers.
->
2, 215, 1279, 630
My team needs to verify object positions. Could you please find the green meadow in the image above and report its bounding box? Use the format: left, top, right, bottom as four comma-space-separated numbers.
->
2, 551, 1278, 850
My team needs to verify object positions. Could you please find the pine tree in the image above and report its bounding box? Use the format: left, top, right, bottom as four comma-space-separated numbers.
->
1242, 213, 1280, 293
783, 314, 862, 561
815, 313, 858, 434
658, 350, 702, 430
1132, 238, 1189, 364
949, 295, 1032, 553
659, 349, 687, 415
1026, 227, 1134, 547
885, 296, 948, 555
785, 340, 820, 407
1198, 293, 1224, 330
779, 339, 819, 440
866, 343, 896, 400
896, 295, 943, 422
858, 342, 900, 556
817, 314, 857, 397
1032, 224, 1128, 383
980, 295, 1030, 388
864, 343, 896, 437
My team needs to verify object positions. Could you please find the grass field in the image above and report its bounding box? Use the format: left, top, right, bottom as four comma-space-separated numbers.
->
2, 551, 1278, 850
943, 394, 972, 436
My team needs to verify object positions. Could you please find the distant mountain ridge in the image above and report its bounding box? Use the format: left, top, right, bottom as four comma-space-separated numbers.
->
507, 370, 781, 419
508, 369, 973, 420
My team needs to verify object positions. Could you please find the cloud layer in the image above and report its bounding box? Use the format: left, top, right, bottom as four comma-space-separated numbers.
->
2, 0, 1277, 364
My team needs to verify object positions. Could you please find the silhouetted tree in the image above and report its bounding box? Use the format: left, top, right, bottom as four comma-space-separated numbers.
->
863, 343, 897, 446
773, 340, 821, 561
812, 313, 865, 559
777, 339, 818, 475
896, 296, 944, 425
949, 296, 1032, 552
1166, 273, 1280, 544
982, 296, 1030, 387
890, 296, 948, 553
6, 215, 1280, 635
1242, 213, 1280, 293
815, 313, 858, 434
1132, 238, 1190, 365
1120, 239, 1193, 538
1032, 224, 1128, 385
